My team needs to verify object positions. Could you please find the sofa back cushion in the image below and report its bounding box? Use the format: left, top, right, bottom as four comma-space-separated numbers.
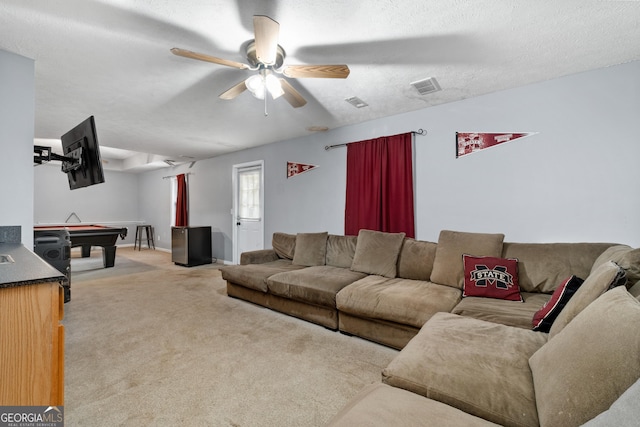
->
502, 242, 616, 293
272, 232, 296, 260
350, 229, 406, 278
630, 281, 640, 298
529, 286, 640, 427
548, 261, 626, 338
590, 244, 640, 285
430, 230, 505, 289
326, 234, 358, 268
396, 238, 437, 281
292, 232, 328, 266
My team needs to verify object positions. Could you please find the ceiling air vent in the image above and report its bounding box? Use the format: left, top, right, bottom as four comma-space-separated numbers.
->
345, 96, 368, 108
411, 77, 441, 95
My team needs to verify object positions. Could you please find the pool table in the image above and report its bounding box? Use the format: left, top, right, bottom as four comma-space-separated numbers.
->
34, 225, 128, 268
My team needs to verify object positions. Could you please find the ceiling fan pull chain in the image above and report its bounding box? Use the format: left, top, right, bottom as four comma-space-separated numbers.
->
264, 88, 268, 116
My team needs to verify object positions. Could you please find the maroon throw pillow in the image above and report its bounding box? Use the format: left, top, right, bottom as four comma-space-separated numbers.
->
463, 255, 522, 301
532, 275, 584, 332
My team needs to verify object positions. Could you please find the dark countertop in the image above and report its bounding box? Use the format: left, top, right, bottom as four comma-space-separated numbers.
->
0, 243, 65, 289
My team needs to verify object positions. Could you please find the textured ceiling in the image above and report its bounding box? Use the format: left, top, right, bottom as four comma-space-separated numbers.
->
1, 0, 639, 171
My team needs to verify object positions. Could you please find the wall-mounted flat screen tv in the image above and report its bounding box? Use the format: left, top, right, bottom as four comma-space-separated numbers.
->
61, 116, 105, 190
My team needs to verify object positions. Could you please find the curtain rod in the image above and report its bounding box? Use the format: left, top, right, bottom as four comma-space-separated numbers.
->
324, 129, 427, 151
162, 172, 195, 180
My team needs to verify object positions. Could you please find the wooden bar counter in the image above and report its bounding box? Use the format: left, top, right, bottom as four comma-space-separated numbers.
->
0, 243, 65, 406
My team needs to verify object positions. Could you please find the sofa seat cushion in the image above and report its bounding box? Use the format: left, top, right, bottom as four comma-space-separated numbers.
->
383, 312, 547, 427
220, 260, 305, 292
452, 292, 551, 329
327, 383, 501, 427
336, 275, 462, 328
266, 266, 367, 308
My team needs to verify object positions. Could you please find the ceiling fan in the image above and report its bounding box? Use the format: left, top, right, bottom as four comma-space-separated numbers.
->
171, 15, 350, 113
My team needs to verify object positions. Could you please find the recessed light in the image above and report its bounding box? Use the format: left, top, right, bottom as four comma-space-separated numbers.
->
345, 96, 368, 108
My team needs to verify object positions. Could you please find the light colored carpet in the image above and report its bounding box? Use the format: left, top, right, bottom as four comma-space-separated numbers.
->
64, 247, 398, 426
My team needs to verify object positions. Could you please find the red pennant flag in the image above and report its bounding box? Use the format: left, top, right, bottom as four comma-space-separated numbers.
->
287, 161, 318, 178
456, 132, 537, 157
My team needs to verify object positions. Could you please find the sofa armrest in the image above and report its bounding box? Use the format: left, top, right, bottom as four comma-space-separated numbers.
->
240, 249, 279, 265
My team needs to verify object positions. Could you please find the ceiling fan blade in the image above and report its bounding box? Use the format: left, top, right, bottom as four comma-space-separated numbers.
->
219, 80, 248, 100
279, 79, 307, 108
171, 48, 249, 70
282, 64, 350, 79
253, 15, 280, 65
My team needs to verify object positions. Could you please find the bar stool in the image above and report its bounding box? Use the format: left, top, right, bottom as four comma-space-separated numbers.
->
134, 225, 155, 250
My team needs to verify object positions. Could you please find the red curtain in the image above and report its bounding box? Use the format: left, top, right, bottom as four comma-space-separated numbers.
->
175, 173, 189, 227
345, 133, 415, 238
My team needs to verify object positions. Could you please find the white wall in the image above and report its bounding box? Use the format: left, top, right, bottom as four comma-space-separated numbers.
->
30, 61, 636, 260
33, 163, 141, 245
0, 50, 35, 247
358, 61, 640, 245
137, 169, 173, 248
138, 60, 640, 261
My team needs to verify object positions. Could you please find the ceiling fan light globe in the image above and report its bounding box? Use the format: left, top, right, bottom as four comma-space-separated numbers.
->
265, 74, 284, 99
246, 74, 264, 93
269, 88, 284, 100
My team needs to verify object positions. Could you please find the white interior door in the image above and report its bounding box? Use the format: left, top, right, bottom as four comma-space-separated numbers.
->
233, 161, 264, 264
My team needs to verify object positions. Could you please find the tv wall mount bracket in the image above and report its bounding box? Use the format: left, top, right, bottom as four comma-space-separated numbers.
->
34, 145, 83, 172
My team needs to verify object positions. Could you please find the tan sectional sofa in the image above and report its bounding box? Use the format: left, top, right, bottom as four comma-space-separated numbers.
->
329, 282, 640, 427
221, 229, 622, 348
223, 232, 364, 330
220, 229, 640, 426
